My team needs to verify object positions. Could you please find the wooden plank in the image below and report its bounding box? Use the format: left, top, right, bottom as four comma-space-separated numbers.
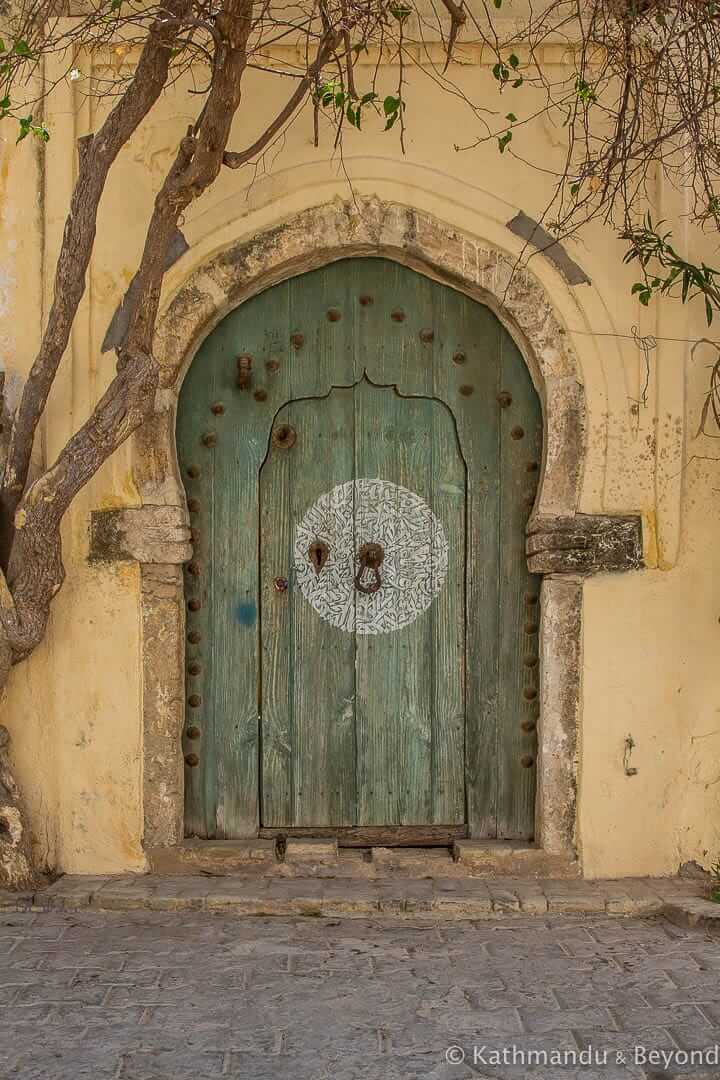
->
259, 825, 468, 846
207, 299, 271, 837
441, 292, 502, 838
260, 266, 356, 826
290, 267, 356, 826
428, 281, 466, 825
259, 399, 295, 827
496, 332, 543, 839
177, 342, 215, 837
355, 262, 430, 826
288, 391, 356, 825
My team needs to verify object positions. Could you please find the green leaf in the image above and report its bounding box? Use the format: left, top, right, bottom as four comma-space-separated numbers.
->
706, 298, 714, 326
508, 53, 519, 69
389, 1, 412, 20
384, 113, 398, 130
638, 291, 650, 306
497, 130, 512, 153
493, 0, 502, 8
505, 112, 517, 122
16, 115, 32, 142
631, 282, 646, 295
0, 95, 10, 111
13, 40, 31, 57
335, 91, 345, 107
0, 38, 6, 54
383, 95, 401, 116
361, 91, 377, 105
574, 76, 597, 104
512, 77, 523, 88
569, 182, 580, 197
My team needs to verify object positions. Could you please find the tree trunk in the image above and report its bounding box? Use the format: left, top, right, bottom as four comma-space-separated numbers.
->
0, 641, 36, 889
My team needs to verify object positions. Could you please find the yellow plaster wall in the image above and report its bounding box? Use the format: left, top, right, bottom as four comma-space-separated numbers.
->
1, 31, 719, 877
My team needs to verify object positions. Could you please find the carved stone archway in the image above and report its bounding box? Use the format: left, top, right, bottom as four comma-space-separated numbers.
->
90, 198, 642, 871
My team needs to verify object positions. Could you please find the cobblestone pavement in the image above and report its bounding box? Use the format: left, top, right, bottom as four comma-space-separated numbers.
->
2, 910, 720, 1080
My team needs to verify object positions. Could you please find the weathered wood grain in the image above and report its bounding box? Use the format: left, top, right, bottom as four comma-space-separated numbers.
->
176, 257, 543, 841
497, 332, 542, 839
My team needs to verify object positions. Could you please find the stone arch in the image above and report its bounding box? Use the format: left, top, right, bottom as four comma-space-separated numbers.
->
138, 197, 586, 521
101, 198, 639, 870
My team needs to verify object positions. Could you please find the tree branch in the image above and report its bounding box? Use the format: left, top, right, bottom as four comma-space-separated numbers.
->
0, 0, 192, 562
4, 0, 256, 662
437, 0, 466, 70
222, 28, 341, 169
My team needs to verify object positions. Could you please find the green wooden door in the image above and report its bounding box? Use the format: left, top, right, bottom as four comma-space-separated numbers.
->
260, 380, 465, 829
177, 258, 542, 841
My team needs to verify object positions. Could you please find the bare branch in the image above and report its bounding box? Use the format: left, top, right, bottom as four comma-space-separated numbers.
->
222, 27, 342, 170
437, 0, 466, 70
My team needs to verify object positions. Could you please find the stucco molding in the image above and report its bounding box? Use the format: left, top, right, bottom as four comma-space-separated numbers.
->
89, 506, 192, 565
122, 197, 602, 862
536, 577, 582, 856
527, 514, 644, 576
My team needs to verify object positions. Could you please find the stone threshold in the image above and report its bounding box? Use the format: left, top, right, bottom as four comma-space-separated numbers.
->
1, 874, 715, 924
146, 838, 581, 879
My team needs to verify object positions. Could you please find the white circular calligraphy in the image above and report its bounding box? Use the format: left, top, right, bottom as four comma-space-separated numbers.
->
293, 478, 449, 635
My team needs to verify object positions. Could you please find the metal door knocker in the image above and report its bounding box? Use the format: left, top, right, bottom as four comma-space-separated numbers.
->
355, 542, 384, 594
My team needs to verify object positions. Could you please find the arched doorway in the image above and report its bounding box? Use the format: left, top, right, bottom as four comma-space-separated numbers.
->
176, 257, 542, 843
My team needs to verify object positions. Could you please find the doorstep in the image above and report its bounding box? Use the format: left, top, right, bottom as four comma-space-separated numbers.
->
2, 873, 711, 922
146, 838, 581, 879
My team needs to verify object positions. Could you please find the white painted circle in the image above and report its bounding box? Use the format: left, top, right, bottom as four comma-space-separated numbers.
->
293, 478, 449, 635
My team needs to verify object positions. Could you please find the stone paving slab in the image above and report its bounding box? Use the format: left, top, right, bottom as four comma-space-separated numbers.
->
2, 909, 720, 1078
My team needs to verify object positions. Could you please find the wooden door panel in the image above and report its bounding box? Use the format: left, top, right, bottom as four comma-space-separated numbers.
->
177, 257, 542, 840
261, 380, 465, 828
260, 394, 356, 827
353, 381, 465, 826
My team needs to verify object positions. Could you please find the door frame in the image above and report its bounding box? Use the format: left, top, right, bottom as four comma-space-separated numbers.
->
89, 198, 643, 868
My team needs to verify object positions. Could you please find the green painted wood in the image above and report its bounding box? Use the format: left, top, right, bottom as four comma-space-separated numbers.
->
176, 257, 542, 840
260, 390, 356, 827
497, 333, 543, 839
